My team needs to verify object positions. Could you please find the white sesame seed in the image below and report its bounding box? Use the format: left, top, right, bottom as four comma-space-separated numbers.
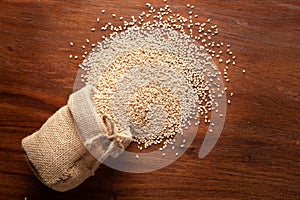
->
91, 28, 96, 32
228, 99, 231, 104
136, 154, 139, 159
242, 69, 246, 73
69, 42, 73, 46
112, 14, 116, 18
101, 9, 105, 13
97, 17, 100, 22
74, 55, 78, 59
207, 18, 211, 23
69, 54, 72, 59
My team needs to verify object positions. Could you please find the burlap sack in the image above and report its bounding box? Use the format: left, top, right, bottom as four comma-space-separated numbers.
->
21, 85, 132, 192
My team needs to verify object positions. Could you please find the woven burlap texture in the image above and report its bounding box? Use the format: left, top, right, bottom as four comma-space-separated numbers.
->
21, 85, 132, 192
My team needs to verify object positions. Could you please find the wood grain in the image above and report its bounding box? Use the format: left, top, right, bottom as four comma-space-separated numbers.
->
0, 0, 299, 199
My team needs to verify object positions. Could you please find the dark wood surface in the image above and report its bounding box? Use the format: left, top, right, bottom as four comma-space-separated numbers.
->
1, 0, 299, 199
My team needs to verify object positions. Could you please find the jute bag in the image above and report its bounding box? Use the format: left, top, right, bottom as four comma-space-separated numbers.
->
21, 85, 132, 192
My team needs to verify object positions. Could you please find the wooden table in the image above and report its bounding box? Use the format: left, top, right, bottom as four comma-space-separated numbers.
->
1, 0, 299, 199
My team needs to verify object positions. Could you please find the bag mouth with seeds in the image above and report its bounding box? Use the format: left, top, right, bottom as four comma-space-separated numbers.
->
21, 85, 132, 192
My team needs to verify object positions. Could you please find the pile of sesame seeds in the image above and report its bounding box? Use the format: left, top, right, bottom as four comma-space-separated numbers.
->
69, 1, 245, 157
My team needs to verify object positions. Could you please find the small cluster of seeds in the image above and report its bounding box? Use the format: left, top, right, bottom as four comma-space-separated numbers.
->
69, 1, 245, 157
128, 84, 181, 149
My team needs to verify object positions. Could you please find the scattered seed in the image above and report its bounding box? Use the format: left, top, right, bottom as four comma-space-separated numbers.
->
74, 3, 238, 152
